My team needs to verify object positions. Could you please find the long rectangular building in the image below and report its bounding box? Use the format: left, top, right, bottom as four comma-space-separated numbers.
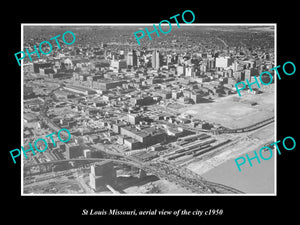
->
64, 85, 97, 95
97, 79, 125, 91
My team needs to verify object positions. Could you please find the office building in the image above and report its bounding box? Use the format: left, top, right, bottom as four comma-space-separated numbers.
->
89, 160, 116, 191
172, 91, 182, 99
207, 58, 215, 69
112, 121, 127, 134
127, 50, 138, 67
216, 56, 233, 68
177, 65, 185, 75
91, 161, 115, 177
244, 69, 251, 81
124, 137, 142, 150
110, 59, 127, 71
191, 93, 203, 103
83, 149, 92, 158
152, 50, 160, 69
127, 114, 143, 125
89, 174, 106, 191
185, 66, 194, 77
233, 71, 245, 81
66, 144, 82, 159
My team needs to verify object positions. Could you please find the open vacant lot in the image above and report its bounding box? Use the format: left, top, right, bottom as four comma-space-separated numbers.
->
178, 84, 274, 129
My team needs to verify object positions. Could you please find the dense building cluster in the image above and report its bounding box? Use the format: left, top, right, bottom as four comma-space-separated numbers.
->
22, 26, 275, 194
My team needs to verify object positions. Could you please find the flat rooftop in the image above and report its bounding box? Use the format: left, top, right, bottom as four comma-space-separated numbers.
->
64, 85, 96, 92
122, 125, 165, 137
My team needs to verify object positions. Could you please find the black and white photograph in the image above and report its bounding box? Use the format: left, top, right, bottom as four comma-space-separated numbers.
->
3, 4, 298, 224
21, 24, 276, 195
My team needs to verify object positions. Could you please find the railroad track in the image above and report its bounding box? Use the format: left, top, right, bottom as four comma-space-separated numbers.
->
218, 117, 274, 134
34, 85, 244, 194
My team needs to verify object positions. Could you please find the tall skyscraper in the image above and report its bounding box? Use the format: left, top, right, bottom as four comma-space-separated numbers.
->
216, 56, 233, 68
152, 50, 160, 69
127, 50, 138, 67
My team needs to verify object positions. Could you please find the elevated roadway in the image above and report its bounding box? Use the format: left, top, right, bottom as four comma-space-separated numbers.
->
28, 82, 245, 194
25, 157, 244, 194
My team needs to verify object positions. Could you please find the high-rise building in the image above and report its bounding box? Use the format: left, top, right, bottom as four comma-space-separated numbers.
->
110, 59, 127, 71
191, 93, 203, 103
216, 56, 233, 68
232, 61, 239, 72
127, 51, 133, 66
166, 55, 172, 65
185, 66, 195, 77
207, 58, 215, 69
83, 149, 92, 158
177, 65, 185, 75
244, 69, 251, 81
233, 71, 245, 81
89, 160, 116, 191
127, 114, 143, 125
127, 50, 138, 67
200, 64, 207, 72
152, 50, 160, 69
66, 144, 82, 159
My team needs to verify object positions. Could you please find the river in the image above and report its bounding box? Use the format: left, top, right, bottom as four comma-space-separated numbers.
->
202, 154, 275, 194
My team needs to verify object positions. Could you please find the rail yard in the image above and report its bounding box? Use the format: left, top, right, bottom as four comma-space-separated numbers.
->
22, 25, 275, 194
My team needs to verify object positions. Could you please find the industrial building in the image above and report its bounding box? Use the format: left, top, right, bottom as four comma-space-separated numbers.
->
54, 90, 75, 100
64, 85, 97, 95
130, 96, 154, 106
123, 137, 142, 150
112, 121, 127, 134
97, 79, 125, 91
127, 114, 143, 125
120, 126, 167, 147
33, 62, 53, 73
191, 92, 203, 104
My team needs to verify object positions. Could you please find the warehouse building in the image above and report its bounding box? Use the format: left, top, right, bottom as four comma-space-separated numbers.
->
97, 79, 125, 91
120, 126, 166, 147
64, 85, 97, 95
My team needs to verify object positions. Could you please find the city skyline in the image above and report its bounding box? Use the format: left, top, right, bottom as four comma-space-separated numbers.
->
22, 24, 276, 195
